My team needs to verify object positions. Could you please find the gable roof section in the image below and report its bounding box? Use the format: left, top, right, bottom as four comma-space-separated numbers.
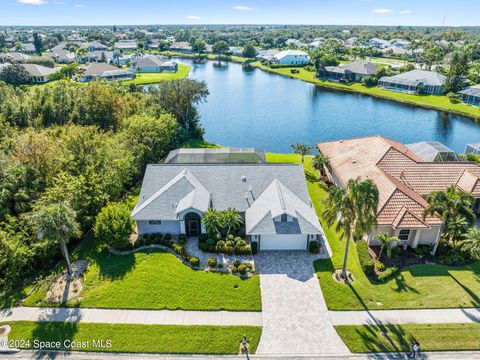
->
132, 168, 210, 220
245, 179, 323, 235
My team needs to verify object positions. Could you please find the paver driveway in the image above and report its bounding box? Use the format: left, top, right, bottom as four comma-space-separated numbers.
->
255, 251, 349, 356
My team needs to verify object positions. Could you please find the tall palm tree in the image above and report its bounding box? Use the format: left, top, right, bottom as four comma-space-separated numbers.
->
312, 154, 329, 178
323, 178, 379, 278
201, 208, 221, 237
291, 143, 313, 164
375, 232, 398, 259
221, 208, 243, 235
462, 227, 480, 260
31, 202, 81, 275
423, 185, 475, 243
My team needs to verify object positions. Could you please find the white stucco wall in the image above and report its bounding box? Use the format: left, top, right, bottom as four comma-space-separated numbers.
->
137, 220, 181, 235
417, 225, 442, 245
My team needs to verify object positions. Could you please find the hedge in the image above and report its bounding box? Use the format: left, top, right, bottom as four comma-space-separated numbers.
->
356, 240, 374, 276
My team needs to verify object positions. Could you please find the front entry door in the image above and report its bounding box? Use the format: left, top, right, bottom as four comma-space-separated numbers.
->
187, 219, 199, 237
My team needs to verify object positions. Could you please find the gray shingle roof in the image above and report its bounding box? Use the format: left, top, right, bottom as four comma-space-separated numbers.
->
22, 64, 60, 77
380, 70, 446, 87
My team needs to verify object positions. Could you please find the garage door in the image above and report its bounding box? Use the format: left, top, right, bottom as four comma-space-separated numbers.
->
259, 234, 307, 251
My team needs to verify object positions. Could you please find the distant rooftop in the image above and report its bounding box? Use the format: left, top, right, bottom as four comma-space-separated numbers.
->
165, 147, 266, 164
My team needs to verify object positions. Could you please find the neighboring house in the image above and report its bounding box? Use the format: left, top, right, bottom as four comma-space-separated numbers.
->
0, 52, 31, 62
286, 39, 305, 47
82, 42, 108, 52
406, 142, 459, 162
114, 41, 138, 51
369, 38, 390, 49
164, 148, 266, 164
116, 54, 134, 66
131, 162, 328, 252
270, 50, 310, 65
147, 39, 161, 50
380, 46, 409, 56
318, 136, 480, 252
318, 61, 378, 83
10, 43, 36, 54
21, 64, 60, 83
308, 38, 324, 49
169, 42, 192, 53
49, 49, 75, 64
378, 70, 446, 95
130, 56, 178, 73
460, 85, 480, 107
256, 49, 280, 62
79, 63, 135, 82
465, 144, 480, 155
390, 39, 410, 49
78, 51, 114, 64
229, 47, 244, 57
344, 37, 358, 48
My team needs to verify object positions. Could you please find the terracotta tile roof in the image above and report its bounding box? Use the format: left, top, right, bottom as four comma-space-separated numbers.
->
318, 136, 480, 229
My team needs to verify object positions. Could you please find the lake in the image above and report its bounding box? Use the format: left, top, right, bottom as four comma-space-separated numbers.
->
178, 59, 480, 153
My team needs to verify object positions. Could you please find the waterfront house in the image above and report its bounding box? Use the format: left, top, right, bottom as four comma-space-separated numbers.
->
378, 70, 446, 95
79, 63, 135, 82
256, 49, 280, 62
369, 38, 390, 49
114, 41, 138, 51
131, 159, 327, 252
318, 61, 378, 83
465, 144, 480, 155
460, 85, 480, 107
130, 56, 178, 73
169, 42, 192, 53
405, 141, 459, 162
270, 50, 310, 65
390, 39, 410, 49
21, 64, 60, 83
318, 136, 480, 252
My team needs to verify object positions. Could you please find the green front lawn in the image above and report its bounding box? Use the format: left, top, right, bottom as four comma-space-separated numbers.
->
23, 237, 261, 311
255, 63, 480, 120
120, 64, 190, 85
336, 323, 480, 353
267, 153, 480, 310
2, 321, 261, 354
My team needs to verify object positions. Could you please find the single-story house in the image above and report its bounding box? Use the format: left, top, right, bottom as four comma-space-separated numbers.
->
229, 47, 243, 57
21, 64, 60, 83
390, 39, 410, 49
256, 49, 280, 62
0, 52, 31, 62
49, 49, 75, 64
130, 56, 178, 73
131, 162, 328, 252
460, 85, 480, 107
79, 63, 135, 82
10, 43, 36, 54
169, 42, 192, 53
318, 61, 378, 83
369, 38, 390, 49
318, 136, 480, 252
270, 50, 310, 65
82, 42, 108, 52
465, 144, 480, 155
164, 148, 266, 164
378, 70, 446, 95
380, 46, 409, 56
78, 51, 114, 64
114, 41, 138, 51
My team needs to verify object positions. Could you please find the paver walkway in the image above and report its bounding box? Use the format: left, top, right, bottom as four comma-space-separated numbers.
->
330, 307, 480, 326
0, 307, 262, 326
254, 251, 350, 356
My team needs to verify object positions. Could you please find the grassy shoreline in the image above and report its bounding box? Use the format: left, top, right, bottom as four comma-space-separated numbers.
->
1, 321, 262, 354
335, 323, 480, 353
159, 52, 480, 121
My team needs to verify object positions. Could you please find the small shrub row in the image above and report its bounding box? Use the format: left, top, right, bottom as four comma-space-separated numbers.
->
356, 240, 374, 276
198, 235, 252, 255
309, 241, 320, 254
376, 265, 400, 283
232, 260, 254, 275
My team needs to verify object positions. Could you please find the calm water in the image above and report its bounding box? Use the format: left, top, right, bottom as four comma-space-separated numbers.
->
178, 59, 480, 153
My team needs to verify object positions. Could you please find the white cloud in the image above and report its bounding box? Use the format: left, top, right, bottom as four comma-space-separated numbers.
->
233, 5, 255, 11
74, 4, 85, 7
372, 8, 394, 14
17, 0, 47, 5
399, 10, 412, 14
186, 15, 201, 20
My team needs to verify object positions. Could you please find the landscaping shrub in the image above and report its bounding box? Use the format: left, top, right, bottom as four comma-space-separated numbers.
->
391, 246, 403, 256
235, 239, 247, 247
189, 257, 200, 267
413, 245, 431, 258
357, 240, 374, 276
237, 264, 248, 275
232, 266, 238, 273
164, 233, 172, 241
207, 257, 217, 268
227, 234, 235, 241
225, 240, 234, 247
178, 234, 187, 245
234, 236, 243, 243
233, 260, 241, 267
198, 233, 208, 243
376, 265, 400, 283
447, 92, 461, 104
309, 241, 320, 254
216, 240, 225, 247
206, 238, 216, 246
251, 241, 258, 255
374, 261, 385, 272
94, 201, 134, 249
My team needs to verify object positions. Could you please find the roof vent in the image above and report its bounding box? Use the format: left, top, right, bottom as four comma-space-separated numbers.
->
241, 176, 247, 182
352, 160, 357, 164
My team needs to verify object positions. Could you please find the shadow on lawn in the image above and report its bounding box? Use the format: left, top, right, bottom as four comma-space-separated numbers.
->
354, 323, 417, 356
95, 248, 136, 281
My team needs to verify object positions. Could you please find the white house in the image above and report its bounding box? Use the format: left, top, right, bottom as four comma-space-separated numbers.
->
270, 50, 310, 65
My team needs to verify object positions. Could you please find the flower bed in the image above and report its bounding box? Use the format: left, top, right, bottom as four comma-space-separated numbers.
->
198, 233, 252, 255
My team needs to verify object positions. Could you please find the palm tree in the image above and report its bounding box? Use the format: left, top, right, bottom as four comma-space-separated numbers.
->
312, 154, 329, 178
423, 185, 475, 243
291, 143, 313, 164
323, 178, 379, 278
31, 202, 81, 275
462, 227, 480, 260
221, 208, 243, 235
375, 232, 398, 259
201, 208, 221, 237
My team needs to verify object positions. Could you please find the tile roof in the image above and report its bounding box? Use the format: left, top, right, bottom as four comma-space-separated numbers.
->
318, 136, 480, 229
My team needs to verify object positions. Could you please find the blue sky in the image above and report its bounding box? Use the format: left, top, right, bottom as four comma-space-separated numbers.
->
0, 0, 479, 26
